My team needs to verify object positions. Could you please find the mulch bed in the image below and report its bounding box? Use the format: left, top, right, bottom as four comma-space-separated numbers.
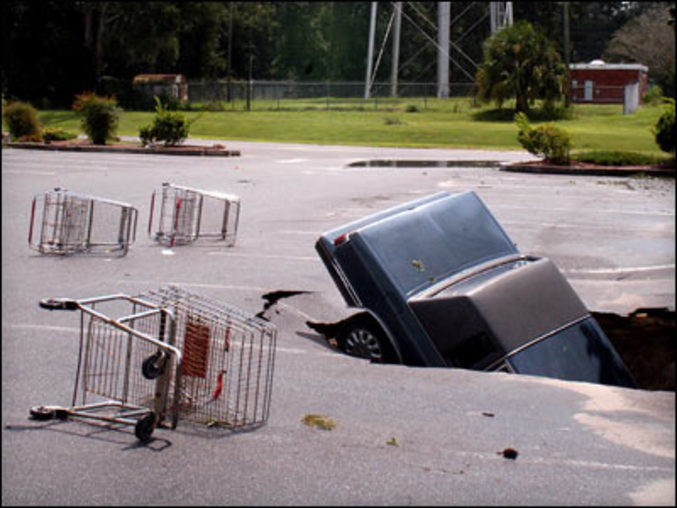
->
6, 138, 241, 157
503, 159, 675, 177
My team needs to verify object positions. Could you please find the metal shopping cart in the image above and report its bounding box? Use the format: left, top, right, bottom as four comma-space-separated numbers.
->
30, 286, 277, 441
29, 188, 138, 256
141, 286, 277, 430
148, 182, 240, 247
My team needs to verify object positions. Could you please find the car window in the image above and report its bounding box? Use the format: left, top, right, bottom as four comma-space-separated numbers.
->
506, 318, 636, 388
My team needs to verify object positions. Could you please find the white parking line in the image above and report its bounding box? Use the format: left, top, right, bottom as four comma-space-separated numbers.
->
116, 281, 272, 292
3, 323, 337, 357
2, 170, 56, 176
206, 252, 319, 261
3, 324, 78, 333
564, 264, 674, 275
496, 204, 675, 217
276, 158, 308, 164
501, 220, 674, 232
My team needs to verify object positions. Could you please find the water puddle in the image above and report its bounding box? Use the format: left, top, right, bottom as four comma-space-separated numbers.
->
347, 160, 499, 168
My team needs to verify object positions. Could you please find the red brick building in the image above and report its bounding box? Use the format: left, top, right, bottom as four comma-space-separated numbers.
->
569, 61, 648, 104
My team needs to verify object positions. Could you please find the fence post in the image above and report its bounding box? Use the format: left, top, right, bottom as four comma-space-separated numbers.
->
246, 54, 253, 111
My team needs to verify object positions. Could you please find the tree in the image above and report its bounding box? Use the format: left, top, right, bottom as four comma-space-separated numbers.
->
99, 2, 181, 78
176, 2, 229, 79
475, 21, 568, 113
2, 0, 94, 108
604, 3, 676, 97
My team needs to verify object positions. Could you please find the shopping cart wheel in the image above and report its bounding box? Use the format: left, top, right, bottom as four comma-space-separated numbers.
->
134, 413, 157, 442
54, 408, 69, 420
29, 406, 55, 421
141, 350, 166, 379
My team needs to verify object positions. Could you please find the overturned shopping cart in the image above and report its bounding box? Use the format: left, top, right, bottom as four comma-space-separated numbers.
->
30, 286, 277, 441
149, 182, 240, 247
29, 187, 138, 256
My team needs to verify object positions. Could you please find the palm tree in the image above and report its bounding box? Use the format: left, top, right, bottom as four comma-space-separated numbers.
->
476, 21, 568, 114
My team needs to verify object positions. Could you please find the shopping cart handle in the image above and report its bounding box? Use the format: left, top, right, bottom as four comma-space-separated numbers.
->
39, 298, 79, 311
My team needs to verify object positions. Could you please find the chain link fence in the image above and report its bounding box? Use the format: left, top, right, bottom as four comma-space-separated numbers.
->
177, 80, 477, 111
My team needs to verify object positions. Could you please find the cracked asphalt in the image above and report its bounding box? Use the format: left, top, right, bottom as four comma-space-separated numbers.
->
2, 141, 674, 505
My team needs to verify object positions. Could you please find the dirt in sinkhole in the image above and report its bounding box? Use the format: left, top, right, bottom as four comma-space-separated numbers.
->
592, 308, 675, 391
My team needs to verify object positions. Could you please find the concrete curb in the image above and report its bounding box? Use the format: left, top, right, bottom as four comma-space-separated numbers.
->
500, 161, 676, 178
5, 141, 241, 157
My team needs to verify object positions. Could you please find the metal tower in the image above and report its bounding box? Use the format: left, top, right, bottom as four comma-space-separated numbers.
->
490, 2, 513, 34
364, 2, 514, 99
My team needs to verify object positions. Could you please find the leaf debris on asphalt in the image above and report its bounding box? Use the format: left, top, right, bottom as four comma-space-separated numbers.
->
302, 413, 336, 430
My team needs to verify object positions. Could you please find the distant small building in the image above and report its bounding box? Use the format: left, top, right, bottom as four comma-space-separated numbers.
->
568, 60, 648, 104
132, 74, 188, 101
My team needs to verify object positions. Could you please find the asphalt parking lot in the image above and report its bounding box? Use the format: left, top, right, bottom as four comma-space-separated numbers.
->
2, 142, 675, 505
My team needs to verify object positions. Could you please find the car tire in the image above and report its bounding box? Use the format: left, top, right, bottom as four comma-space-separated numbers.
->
337, 315, 398, 364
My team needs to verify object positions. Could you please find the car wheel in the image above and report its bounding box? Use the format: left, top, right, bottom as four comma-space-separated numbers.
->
338, 316, 397, 363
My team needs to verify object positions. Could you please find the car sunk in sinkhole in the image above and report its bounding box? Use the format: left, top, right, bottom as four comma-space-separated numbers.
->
315, 191, 636, 388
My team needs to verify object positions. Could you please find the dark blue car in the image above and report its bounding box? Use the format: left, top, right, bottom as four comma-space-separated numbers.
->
315, 191, 635, 388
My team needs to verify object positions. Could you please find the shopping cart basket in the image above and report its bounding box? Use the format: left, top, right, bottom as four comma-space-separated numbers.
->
140, 286, 277, 430
148, 182, 240, 247
29, 188, 138, 256
30, 286, 277, 441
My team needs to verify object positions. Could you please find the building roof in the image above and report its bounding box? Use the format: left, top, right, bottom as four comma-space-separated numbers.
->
569, 62, 648, 72
132, 74, 186, 84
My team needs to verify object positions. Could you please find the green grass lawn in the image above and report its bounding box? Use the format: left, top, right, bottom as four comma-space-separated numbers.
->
27, 98, 669, 156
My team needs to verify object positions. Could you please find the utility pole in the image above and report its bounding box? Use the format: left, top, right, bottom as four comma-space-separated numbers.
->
563, 2, 570, 107
226, 2, 234, 102
390, 2, 402, 97
364, 2, 377, 99
437, 2, 450, 98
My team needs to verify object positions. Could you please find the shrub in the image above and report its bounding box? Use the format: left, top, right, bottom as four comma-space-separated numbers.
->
139, 97, 191, 147
515, 112, 571, 164
139, 125, 153, 147
652, 98, 675, 154
405, 104, 419, 113
642, 85, 664, 105
3, 101, 42, 141
43, 127, 78, 142
72, 92, 119, 145
156, 92, 180, 111
17, 133, 44, 142
571, 150, 668, 166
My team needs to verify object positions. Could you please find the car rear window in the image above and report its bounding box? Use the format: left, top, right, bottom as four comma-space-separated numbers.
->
355, 192, 518, 295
